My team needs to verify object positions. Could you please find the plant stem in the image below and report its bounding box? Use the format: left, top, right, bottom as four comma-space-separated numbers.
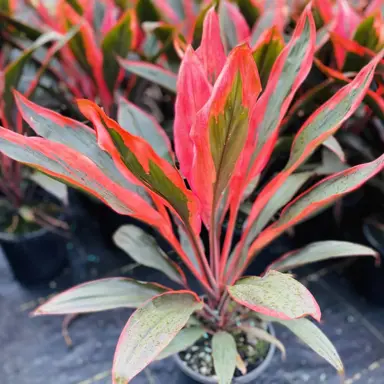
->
185, 224, 219, 298
209, 213, 220, 284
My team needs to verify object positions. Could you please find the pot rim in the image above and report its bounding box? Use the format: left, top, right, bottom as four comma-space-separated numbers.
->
0, 211, 66, 242
173, 323, 276, 384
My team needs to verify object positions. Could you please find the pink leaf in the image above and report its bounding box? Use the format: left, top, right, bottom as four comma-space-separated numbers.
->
174, 46, 211, 179
196, 7, 226, 83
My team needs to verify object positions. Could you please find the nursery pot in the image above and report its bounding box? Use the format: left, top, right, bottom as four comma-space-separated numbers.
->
68, 189, 135, 249
0, 225, 69, 285
173, 324, 276, 384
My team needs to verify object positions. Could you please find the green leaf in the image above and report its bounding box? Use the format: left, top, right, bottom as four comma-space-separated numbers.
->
240, 325, 286, 359
228, 270, 321, 321
212, 331, 237, 384
156, 327, 206, 360
113, 225, 185, 285
252, 27, 284, 88
285, 58, 381, 170
117, 97, 172, 162
210, 73, 250, 203
152, 23, 182, 67
315, 148, 348, 175
236, 0, 261, 27
268, 241, 378, 272
323, 135, 345, 162
278, 155, 384, 228
0, 11, 42, 40
136, 0, 161, 23
33, 278, 167, 315
248, 13, 314, 175
118, 58, 177, 92
192, 2, 212, 46
267, 317, 344, 373
112, 291, 203, 383
219, 1, 238, 50
101, 10, 135, 93
344, 16, 381, 72
247, 172, 313, 241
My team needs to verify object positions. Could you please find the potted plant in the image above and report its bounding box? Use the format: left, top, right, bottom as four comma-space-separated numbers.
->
0, 38, 70, 285
0, 6, 384, 382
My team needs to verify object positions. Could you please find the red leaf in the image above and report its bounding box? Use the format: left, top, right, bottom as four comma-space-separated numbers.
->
189, 44, 261, 226
0, 127, 163, 225
222, 8, 315, 269
332, 0, 361, 69
313, 0, 334, 25
77, 100, 202, 234
174, 46, 211, 179
251, 154, 384, 257
229, 41, 384, 284
196, 7, 226, 84
246, 7, 316, 181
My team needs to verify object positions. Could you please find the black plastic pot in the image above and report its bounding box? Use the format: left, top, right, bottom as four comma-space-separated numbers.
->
68, 189, 136, 249
68, 189, 169, 252
0, 226, 69, 285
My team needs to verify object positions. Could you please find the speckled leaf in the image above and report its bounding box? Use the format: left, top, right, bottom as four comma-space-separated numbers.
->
245, 52, 384, 262
112, 291, 203, 384
212, 331, 237, 384
249, 155, 384, 259
247, 172, 313, 241
33, 278, 167, 315
228, 270, 321, 321
268, 317, 344, 373
285, 52, 384, 170
113, 225, 186, 285
267, 241, 378, 272
156, 327, 206, 360
276, 155, 384, 229
323, 136, 345, 162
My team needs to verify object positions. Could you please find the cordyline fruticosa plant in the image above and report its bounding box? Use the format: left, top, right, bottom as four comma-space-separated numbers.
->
1, 7, 384, 383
